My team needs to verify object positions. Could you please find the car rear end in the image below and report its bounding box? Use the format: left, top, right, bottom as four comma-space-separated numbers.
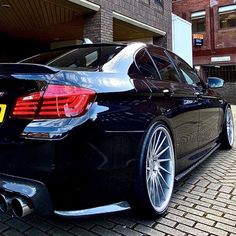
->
0, 63, 98, 217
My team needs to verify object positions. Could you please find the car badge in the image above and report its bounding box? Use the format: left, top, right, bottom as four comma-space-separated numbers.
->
0, 92, 7, 97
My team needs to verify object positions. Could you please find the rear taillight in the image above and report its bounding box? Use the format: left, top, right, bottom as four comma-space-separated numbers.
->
12, 85, 96, 119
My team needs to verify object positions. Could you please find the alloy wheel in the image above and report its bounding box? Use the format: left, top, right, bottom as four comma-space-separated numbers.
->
226, 107, 234, 147
146, 126, 175, 213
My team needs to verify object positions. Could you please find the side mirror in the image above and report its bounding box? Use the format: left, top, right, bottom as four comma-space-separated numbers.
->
207, 77, 224, 89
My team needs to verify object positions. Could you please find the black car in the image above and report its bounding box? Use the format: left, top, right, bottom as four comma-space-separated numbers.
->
0, 43, 234, 218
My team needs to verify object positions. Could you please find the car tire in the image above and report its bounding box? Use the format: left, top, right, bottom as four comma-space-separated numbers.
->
131, 122, 175, 218
221, 106, 234, 149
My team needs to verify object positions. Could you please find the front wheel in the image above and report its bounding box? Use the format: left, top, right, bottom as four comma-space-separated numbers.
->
221, 106, 234, 149
132, 122, 175, 217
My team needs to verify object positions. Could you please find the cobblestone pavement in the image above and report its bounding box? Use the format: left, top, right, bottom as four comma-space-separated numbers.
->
0, 106, 236, 236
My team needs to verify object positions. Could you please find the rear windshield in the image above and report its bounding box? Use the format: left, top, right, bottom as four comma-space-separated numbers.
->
19, 45, 125, 70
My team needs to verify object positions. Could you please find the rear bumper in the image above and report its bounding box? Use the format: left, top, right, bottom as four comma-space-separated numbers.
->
0, 173, 54, 216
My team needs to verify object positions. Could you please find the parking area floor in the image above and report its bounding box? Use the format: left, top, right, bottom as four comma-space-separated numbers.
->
0, 106, 236, 236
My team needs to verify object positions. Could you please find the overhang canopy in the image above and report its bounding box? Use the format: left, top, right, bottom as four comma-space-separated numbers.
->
113, 11, 166, 41
0, 0, 100, 42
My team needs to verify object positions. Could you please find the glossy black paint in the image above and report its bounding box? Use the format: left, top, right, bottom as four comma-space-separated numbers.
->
0, 43, 228, 215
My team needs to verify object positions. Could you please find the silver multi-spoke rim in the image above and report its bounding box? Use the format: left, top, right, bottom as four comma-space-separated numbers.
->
146, 126, 175, 213
226, 108, 234, 146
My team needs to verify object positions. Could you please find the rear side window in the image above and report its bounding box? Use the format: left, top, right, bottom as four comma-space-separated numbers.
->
148, 47, 180, 82
129, 49, 159, 79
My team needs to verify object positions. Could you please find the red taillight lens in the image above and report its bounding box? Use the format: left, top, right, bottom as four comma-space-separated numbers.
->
12, 85, 96, 119
12, 92, 43, 119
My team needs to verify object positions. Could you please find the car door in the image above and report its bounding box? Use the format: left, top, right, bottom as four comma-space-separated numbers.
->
168, 52, 221, 151
146, 47, 200, 173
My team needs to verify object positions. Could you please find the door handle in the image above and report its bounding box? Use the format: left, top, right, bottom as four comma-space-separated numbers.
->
162, 89, 174, 96
194, 92, 202, 98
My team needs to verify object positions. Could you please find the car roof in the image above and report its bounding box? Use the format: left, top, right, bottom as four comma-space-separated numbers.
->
51, 42, 128, 52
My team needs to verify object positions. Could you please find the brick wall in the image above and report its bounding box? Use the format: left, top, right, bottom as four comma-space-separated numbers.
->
172, 0, 236, 63
84, 0, 172, 49
218, 83, 236, 104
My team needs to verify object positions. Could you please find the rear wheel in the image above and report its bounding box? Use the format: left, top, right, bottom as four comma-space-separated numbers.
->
221, 106, 234, 149
132, 122, 175, 217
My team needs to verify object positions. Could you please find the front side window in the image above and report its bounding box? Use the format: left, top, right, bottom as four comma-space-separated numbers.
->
191, 11, 206, 33
179, 63, 201, 85
219, 5, 236, 29
148, 47, 180, 82
168, 51, 201, 85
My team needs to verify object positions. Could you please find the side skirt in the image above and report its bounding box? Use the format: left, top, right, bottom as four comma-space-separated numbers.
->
175, 143, 221, 181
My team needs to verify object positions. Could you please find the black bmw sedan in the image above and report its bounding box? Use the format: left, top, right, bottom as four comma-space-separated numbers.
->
0, 42, 234, 218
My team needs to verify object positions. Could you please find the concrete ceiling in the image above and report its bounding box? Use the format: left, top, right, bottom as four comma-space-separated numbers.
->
0, 0, 95, 42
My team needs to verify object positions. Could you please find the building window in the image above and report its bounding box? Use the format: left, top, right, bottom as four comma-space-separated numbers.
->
140, 0, 150, 5
219, 5, 236, 29
154, 0, 163, 7
191, 11, 206, 33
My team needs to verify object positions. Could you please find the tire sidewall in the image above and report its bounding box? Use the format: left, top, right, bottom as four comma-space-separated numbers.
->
133, 121, 175, 216
222, 106, 234, 149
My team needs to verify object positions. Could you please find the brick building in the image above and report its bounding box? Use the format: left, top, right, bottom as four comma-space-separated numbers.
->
0, 0, 172, 62
173, 0, 236, 103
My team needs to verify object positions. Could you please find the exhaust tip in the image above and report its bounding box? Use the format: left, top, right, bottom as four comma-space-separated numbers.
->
12, 197, 33, 218
0, 194, 10, 213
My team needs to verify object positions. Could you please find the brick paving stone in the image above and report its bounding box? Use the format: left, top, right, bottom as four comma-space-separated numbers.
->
185, 213, 215, 226
72, 220, 95, 230
167, 207, 185, 217
90, 218, 115, 229
224, 213, 236, 221
177, 205, 205, 217
206, 213, 236, 226
212, 205, 236, 215
195, 223, 228, 236
193, 186, 206, 193
0, 221, 10, 232
0, 213, 12, 222
27, 217, 52, 232
6, 218, 31, 233
217, 192, 232, 199
69, 226, 98, 236
219, 186, 234, 193
155, 223, 186, 236
175, 191, 200, 200
165, 213, 194, 227
171, 197, 195, 208
200, 197, 227, 207
195, 180, 210, 188
48, 228, 73, 236
157, 217, 177, 228
109, 216, 137, 228
24, 228, 48, 236
113, 225, 143, 236
184, 197, 211, 208
204, 189, 218, 197
176, 224, 208, 236
46, 219, 73, 231
189, 190, 216, 200
3, 229, 25, 236
195, 205, 223, 217
135, 224, 165, 236
91, 226, 121, 236
215, 222, 236, 234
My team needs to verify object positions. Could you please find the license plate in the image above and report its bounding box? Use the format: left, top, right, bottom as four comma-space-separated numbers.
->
0, 104, 6, 123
